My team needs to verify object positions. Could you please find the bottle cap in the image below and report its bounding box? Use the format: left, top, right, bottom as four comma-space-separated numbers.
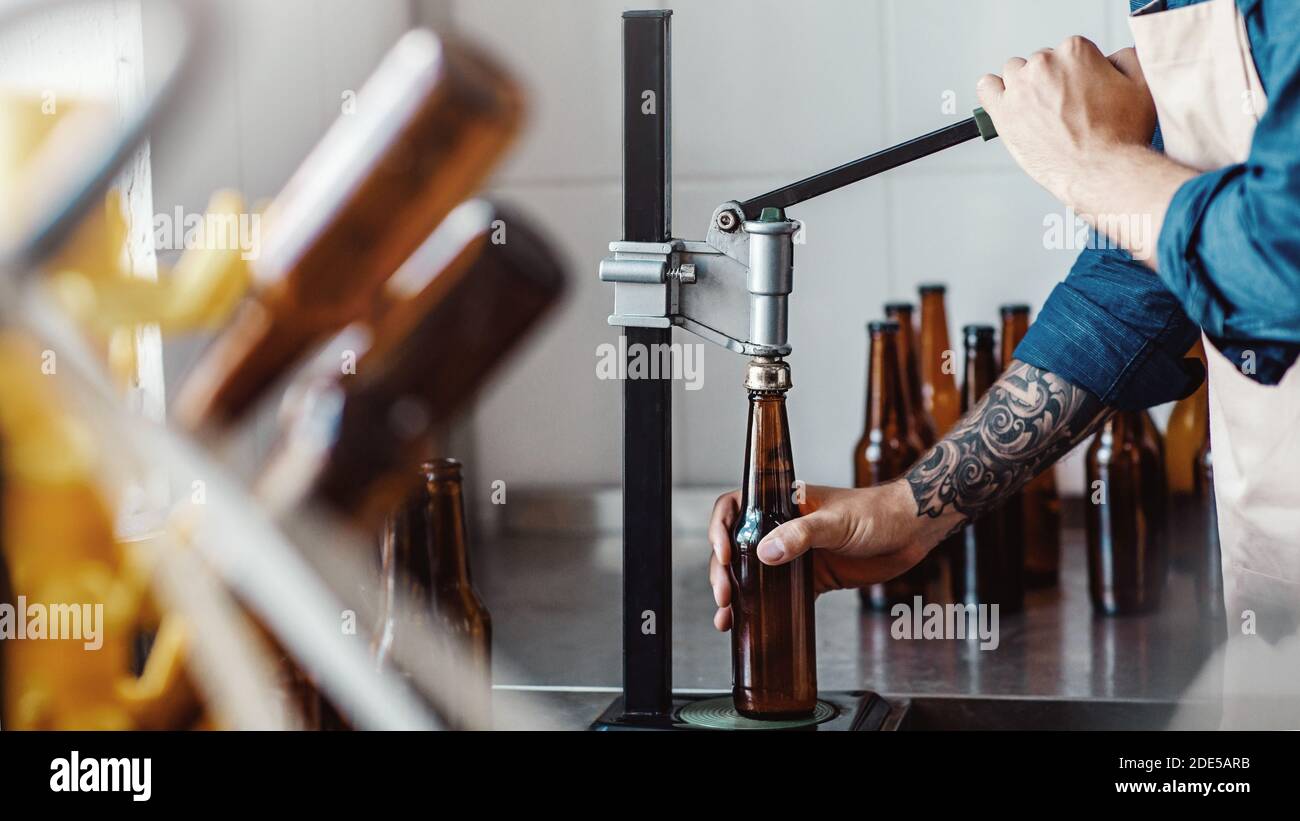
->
744, 356, 792, 392
999, 303, 1031, 316
867, 320, 900, 334
883, 301, 915, 315
918, 283, 947, 295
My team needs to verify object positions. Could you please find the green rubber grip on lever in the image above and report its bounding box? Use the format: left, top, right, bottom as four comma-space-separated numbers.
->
973, 107, 998, 141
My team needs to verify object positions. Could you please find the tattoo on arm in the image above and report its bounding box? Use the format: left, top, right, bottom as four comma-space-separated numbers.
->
906, 360, 1108, 526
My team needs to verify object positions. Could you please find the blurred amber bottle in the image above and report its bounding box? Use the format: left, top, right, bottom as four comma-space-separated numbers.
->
951, 325, 1024, 612
918, 284, 961, 436
1165, 339, 1209, 496
854, 320, 927, 610
177, 31, 524, 432
1165, 340, 1210, 578
1000, 304, 1061, 588
302, 460, 494, 730
1085, 411, 1168, 615
730, 358, 817, 719
255, 201, 564, 530
377, 459, 492, 683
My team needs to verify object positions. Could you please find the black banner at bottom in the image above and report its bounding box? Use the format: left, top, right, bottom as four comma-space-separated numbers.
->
0, 730, 1283, 807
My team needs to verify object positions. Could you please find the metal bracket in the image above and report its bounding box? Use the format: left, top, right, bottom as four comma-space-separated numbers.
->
599, 200, 797, 357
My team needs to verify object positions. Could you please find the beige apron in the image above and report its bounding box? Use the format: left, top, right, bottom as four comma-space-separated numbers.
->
1132, 0, 1300, 727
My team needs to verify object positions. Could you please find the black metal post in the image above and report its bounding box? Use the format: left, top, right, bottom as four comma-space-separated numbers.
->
619, 9, 673, 721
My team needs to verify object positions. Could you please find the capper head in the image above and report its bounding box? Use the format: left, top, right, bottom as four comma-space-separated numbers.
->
744, 356, 792, 393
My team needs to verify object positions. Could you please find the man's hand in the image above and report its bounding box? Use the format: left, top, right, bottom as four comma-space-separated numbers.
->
977, 39, 1157, 203
704, 361, 1109, 633
706, 482, 940, 632
976, 38, 1196, 266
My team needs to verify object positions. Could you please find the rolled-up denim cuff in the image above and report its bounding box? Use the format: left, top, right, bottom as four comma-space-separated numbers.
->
1015, 281, 1203, 410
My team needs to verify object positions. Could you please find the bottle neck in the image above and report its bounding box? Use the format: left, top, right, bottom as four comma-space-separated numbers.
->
963, 342, 996, 410
424, 474, 473, 588
891, 308, 926, 415
1000, 314, 1028, 368
919, 293, 952, 385
866, 331, 910, 436
741, 391, 797, 514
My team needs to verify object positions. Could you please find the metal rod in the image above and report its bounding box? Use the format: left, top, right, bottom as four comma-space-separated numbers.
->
740, 116, 982, 217
619, 10, 674, 721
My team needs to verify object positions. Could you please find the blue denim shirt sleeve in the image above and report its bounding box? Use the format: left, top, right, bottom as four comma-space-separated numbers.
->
1016, 0, 1300, 403
1155, 0, 1300, 382
1015, 244, 1205, 410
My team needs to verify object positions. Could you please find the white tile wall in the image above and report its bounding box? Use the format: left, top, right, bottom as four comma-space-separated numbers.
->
446, 0, 665, 184
471, 183, 626, 487
452, 0, 1155, 498
670, 0, 889, 179
883, 0, 1121, 173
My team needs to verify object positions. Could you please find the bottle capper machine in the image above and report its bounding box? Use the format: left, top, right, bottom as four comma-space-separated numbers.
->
594, 10, 997, 731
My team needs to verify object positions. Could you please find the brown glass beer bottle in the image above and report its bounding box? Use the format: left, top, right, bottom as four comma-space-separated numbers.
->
950, 325, 1024, 612
253, 201, 564, 530
378, 459, 492, 678
176, 32, 524, 433
1085, 411, 1168, 615
1000, 304, 1061, 587
730, 358, 817, 719
885, 302, 937, 449
854, 321, 927, 610
918, 284, 961, 436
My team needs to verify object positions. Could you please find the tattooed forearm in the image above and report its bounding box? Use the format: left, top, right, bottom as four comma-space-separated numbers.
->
907, 360, 1109, 524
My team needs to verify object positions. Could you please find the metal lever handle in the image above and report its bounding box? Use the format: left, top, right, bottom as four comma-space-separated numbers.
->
739, 108, 998, 218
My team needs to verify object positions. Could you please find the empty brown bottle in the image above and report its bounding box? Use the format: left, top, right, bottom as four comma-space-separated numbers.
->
1085, 411, 1168, 615
176, 31, 524, 433
918, 284, 961, 436
1000, 304, 1061, 588
377, 459, 492, 684
951, 325, 1024, 612
297, 459, 493, 731
885, 302, 937, 449
730, 358, 817, 719
254, 200, 564, 530
854, 321, 927, 610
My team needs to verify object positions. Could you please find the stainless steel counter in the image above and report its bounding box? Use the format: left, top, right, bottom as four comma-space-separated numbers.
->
477, 519, 1224, 729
